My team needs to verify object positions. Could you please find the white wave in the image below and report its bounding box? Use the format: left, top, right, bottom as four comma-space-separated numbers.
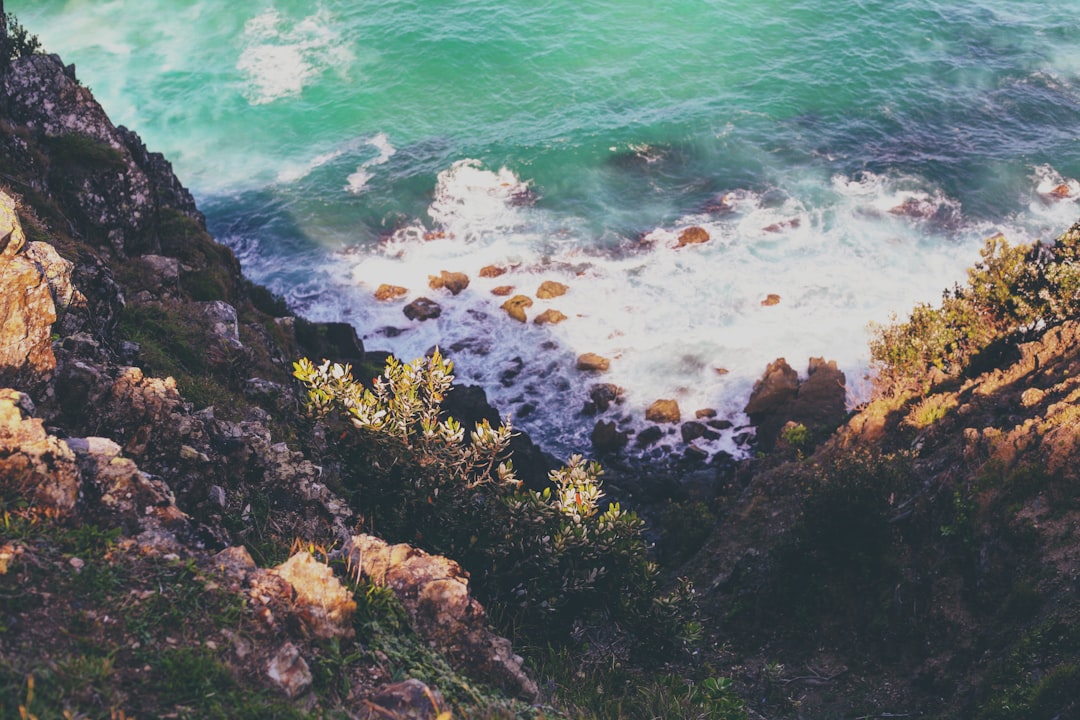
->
237, 7, 354, 106
277, 149, 346, 183
345, 133, 397, 194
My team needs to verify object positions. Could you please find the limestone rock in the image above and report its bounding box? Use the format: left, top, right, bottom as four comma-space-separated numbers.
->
0, 389, 79, 516
272, 552, 356, 641
374, 283, 408, 301
343, 534, 537, 699
536, 280, 568, 299
646, 399, 681, 424
267, 642, 312, 698
403, 297, 442, 321
428, 270, 469, 295
501, 295, 533, 322
576, 353, 610, 372
533, 309, 567, 325
676, 226, 710, 247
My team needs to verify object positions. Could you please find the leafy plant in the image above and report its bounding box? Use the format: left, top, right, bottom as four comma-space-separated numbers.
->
294, 352, 698, 654
2, 11, 42, 65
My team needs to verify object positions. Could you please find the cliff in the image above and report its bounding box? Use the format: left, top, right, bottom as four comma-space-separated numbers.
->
2, 31, 1079, 720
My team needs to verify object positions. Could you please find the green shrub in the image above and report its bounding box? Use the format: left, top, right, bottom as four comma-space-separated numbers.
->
2, 12, 42, 64
294, 351, 698, 654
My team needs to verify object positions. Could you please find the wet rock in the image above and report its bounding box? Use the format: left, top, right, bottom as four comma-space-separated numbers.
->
695, 408, 717, 419
583, 383, 624, 415
763, 218, 800, 233
592, 420, 629, 453
429, 270, 469, 296
404, 297, 442, 322
500, 295, 533, 322
676, 226, 710, 247
272, 552, 357, 641
536, 280, 568, 299
491, 285, 514, 296
479, 264, 507, 278
533, 309, 567, 325
342, 534, 537, 699
0, 389, 79, 516
374, 283, 408, 301
636, 426, 664, 448
1049, 183, 1072, 199
761, 293, 781, 306
744, 357, 846, 451
267, 642, 312, 698
359, 679, 446, 720
576, 353, 610, 372
646, 399, 681, 424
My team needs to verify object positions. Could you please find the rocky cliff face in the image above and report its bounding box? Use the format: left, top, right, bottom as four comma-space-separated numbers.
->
0, 51, 536, 718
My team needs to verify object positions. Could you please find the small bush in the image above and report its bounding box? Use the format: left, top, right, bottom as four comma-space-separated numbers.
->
294, 352, 698, 654
2, 12, 42, 64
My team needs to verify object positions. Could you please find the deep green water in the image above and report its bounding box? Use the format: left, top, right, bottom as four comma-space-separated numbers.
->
20, 0, 1080, 456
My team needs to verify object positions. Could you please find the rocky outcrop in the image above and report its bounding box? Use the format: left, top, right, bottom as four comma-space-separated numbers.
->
0, 389, 79, 515
576, 353, 610, 372
428, 270, 469, 296
744, 356, 846, 451
500, 294, 533, 322
342, 534, 537, 700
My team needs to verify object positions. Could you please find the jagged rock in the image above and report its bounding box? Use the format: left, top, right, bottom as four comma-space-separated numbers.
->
533, 308, 567, 325
342, 534, 537, 700
491, 285, 514, 296
695, 408, 717, 419
745, 357, 846, 451
374, 283, 408, 301
479, 264, 506, 278
428, 270, 470, 295
0, 389, 79, 516
536, 280, 568, 299
272, 552, 357, 641
636, 425, 664, 447
67, 435, 180, 526
576, 353, 610, 372
403, 297, 442, 321
134, 254, 180, 294
0, 193, 57, 389
681, 421, 717, 443
500, 294, 533, 322
267, 642, 312, 699
676, 226, 710, 247
592, 419, 629, 453
197, 300, 242, 350
583, 383, 624, 415
359, 679, 446, 720
646, 399, 681, 423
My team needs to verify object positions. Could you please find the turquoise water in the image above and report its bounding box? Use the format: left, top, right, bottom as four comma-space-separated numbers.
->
19, 1, 1080, 457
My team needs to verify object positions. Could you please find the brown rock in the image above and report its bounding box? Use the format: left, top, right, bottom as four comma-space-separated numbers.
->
272, 552, 357, 640
763, 218, 801, 233
636, 425, 663, 448
714, 367, 730, 375
592, 420, 629, 453
429, 270, 470, 295
536, 280, 568, 299
1049, 183, 1072, 199
343, 534, 537, 699
479, 264, 507, 278
501, 295, 533, 322
0, 389, 79, 516
583, 383, 624, 415
744, 356, 846, 451
374, 283, 408, 301
676, 226, 710, 247
491, 285, 514, 296
761, 293, 781, 306
695, 408, 717, 419
645, 399, 681, 424
745, 358, 799, 421
267, 643, 312, 698
404, 297, 442, 321
576, 353, 610, 372
533, 309, 567, 325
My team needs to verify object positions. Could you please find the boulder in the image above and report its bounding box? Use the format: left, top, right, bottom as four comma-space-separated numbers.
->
374, 283, 408, 301
533, 309, 567, 325
266, 643, 312, 699
536, 280, 568, 299
576, 353, 610, 372
491, 285, 514, 297
582, 383, 624, 415
404, 297, 442, 322
592, 420, 629, 453
429, 270, 469, 296
645, 399, 681, 424
500, 295, 533, 323
744, 357, 846, 451
272, 552, 357, 641
676, 226, 710, 247
479, 264, 507, 278
0, 389, 79, 516
343, 534, 537, 699
761, 293, 781, 306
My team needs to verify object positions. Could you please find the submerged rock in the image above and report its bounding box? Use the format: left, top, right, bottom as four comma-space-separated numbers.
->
592, 419, 629, 453
479, 264, 507, 278
404, 297, 442, 321
374, 283, 408, 301
676, 226, 710, 247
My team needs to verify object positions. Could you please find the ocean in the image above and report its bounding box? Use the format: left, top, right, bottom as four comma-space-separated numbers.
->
18, 0, 1080, 459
